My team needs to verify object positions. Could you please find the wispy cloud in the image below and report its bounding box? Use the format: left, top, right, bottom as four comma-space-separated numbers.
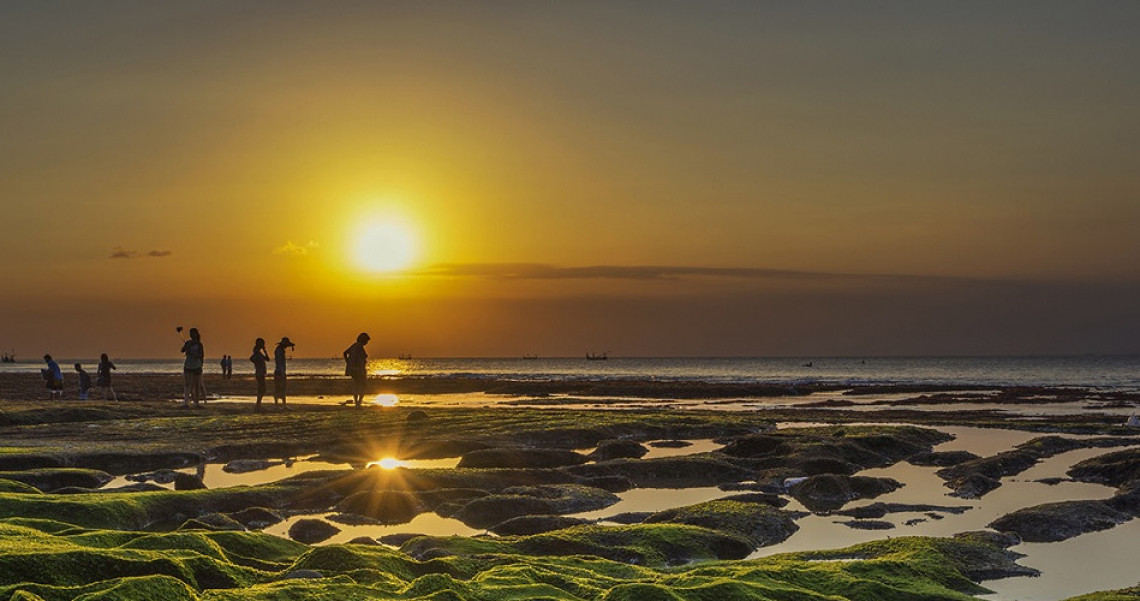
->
414, 263, 921, 282
109, 247, 172, 260
273, 241, 320, 256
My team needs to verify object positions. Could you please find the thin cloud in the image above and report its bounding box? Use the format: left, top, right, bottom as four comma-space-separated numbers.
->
273, 241, 319, 256
417, 263, 854, 281
109, 247, 172, 259
412, 263, 1003, 286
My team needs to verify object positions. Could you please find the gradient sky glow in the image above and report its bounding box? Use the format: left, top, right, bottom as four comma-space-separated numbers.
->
2, 2, 1139, 358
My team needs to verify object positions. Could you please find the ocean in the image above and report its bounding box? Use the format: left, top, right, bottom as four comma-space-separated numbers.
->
3, 356, 1139, 390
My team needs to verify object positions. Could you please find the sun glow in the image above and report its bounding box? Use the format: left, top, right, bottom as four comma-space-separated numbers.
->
372, 457, 406, 470
352, 218, 418, 273
373, 393, 399, 407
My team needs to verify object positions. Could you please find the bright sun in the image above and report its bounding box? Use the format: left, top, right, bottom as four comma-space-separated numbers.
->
353, 220, 418, 273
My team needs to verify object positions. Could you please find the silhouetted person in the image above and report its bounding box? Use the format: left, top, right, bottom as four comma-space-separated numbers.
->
250, 338, 269, 410
74, 363, 91, 400
274, 337, 294, 406
220, 355, 228, 379
343, 332, 370, 408
224, 355, 233, 379
97, 353, 117, 400
42, 354, 63, 400
181, 327, 204, 408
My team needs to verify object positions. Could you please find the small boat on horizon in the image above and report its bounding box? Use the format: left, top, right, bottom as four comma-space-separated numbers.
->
522, 354, 538, 360
397, 354, 412, 360
586, 352, 608, 361
1, 350, 14, 363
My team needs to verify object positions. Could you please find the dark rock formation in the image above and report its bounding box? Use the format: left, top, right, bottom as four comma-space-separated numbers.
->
587, 439, 649, 461
288, 518, 340, 544
907, 450, 980, 467
787, 474, 903, 512
990, 500, 1131, 542
490, 515, 593, 536
333, 490, 421, 524
457, 448, 588, 469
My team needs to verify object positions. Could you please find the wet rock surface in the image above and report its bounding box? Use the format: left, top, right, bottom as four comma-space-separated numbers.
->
567, 456, 752, 487
587, 439, 649, 461
836, 519, 895, 530
288, 518, 340, 544
334, 490, 422, 523
908, 450, 980, 467
490, 515, 593, 535
457, 448, 589, 469
451, 484, 619, 528
643, 499, 802, 548
787, 474, 903, 512
832, 502, 971, 519
990, 500, 1132, 542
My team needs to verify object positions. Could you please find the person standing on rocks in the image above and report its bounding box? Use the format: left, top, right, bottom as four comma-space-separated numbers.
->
74, 363, 92, 400
250, 338, 270, 411
181, 327, 205, 408
343, 332, 370, 408
42, 354, 63, 400
96, 353, 117, 400
273, 337, 294, 406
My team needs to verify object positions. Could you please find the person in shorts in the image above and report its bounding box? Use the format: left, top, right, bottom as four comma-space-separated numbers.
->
181, 328, 204, 408
343, 332, 370, 408
42, 354, 63, 400
74, 364, 91, 400
250, 338, 269, 411
273, 337, 294, 406
96, 353, 117, 401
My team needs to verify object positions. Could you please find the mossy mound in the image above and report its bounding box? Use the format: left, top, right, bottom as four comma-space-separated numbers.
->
788, 474, 903, 512
452, 484, 619, 529
643, 500, 801, 548
456, 448, 589, 469
989, 500, 1132, 542
588, 440, 649, 461
0, 478, 42, 494
0, 469, 113, 493
333, 490, 422, 524
402, 523, 754, 566
1066, 585, 1140, 600
720, 426, 951, 479
567, 456, 751, 488
0, 515, 1079, 601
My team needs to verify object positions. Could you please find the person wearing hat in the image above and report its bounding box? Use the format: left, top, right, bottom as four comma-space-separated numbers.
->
273, 337, 295, 406
343, 332, 370, 408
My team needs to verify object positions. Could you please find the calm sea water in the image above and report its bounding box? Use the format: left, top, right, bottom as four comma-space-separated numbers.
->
3, 356, 1139, 389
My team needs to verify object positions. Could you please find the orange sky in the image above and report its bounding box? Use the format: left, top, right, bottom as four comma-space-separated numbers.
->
2, 3, 1139, 358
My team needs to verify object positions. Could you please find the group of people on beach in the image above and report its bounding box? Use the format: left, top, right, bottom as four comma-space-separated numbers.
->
41, 353, 116, 401
178, 328, 372, 409
37, 329, 372, 408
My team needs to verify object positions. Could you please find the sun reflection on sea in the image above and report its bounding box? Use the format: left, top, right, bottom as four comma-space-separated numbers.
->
367, 359, 406, 377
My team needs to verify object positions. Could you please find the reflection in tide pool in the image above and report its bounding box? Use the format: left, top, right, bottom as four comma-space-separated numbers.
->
373, 393, 399, 407
266, 511, 483, 545
981, 519, 1140, 601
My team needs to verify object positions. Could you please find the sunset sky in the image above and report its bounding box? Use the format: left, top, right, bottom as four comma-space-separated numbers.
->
3, 2, 1140, 358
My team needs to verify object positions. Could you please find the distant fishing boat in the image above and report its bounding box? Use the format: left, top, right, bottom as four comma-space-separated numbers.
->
522, 354, 538, 360
397, 354, 412, 360
1, 350, 14, 363
586, 352, 608, 361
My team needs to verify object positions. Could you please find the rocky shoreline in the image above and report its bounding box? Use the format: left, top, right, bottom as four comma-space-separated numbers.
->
0, 378, 1138, 600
